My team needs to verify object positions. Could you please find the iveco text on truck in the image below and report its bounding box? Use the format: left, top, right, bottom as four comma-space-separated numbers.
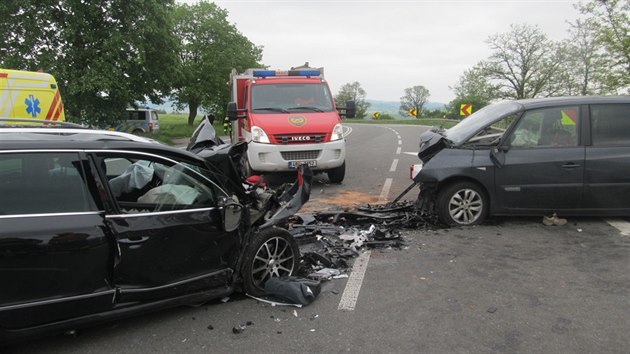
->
227, 68, 355, 183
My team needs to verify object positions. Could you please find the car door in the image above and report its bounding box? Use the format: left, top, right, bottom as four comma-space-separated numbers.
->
494, 106, 585, 212
0, 151, 114, 329
94, 151, 240, 303
583, 103, 630, 212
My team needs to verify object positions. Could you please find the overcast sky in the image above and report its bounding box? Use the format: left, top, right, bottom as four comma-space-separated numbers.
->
209, 0, 582, 103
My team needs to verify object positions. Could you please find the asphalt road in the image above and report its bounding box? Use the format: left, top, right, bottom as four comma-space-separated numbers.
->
6, 123, 630, 353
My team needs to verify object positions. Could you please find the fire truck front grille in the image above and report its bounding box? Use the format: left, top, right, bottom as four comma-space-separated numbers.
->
281, 150, 321, 161
273, 133, 326, 145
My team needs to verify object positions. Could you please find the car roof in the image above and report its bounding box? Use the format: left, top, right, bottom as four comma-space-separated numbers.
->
0, 127, 199, 162
516, 95, 630, 109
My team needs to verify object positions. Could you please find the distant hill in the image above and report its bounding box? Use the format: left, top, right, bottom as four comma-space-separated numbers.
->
366, 99, 446, 118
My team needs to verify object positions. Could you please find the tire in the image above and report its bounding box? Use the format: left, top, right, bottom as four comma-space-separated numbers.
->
436, 181, 487, 226
327, 162, 346, 183
241, 228, 300, 296
132, 129, 144, 136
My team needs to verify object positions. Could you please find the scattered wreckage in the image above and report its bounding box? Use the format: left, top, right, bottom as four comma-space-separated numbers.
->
190, 115, 443, 307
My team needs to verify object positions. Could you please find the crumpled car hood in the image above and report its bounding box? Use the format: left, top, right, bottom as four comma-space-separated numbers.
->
417, 129, 448, 164
186, 115, 312, 229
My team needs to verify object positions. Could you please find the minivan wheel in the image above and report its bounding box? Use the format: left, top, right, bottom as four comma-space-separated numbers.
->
437, 182, 487, 226
132, 129, 144, 136
327, 162, 345, 183
242, 228, 300, 296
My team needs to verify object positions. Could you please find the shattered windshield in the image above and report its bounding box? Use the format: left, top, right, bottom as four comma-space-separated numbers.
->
251, 83, 334, 113
444, 101, 523, 145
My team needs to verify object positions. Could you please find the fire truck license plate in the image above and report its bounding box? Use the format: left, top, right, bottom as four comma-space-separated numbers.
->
288, 160, 317, 168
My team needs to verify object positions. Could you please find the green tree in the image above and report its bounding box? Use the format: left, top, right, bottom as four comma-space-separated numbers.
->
578, 0, 630, 92
1, 0, 180, 126
171, 2, 262, 125
399, 85, 430, 118
334, 81, 370, 119
554, 19, 612, 96
482, 24, 561, 99
448, 63, 500, 118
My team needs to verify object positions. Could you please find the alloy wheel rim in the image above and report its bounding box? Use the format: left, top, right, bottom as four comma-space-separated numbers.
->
251, 237, 295, 287
448, 188, 483, 225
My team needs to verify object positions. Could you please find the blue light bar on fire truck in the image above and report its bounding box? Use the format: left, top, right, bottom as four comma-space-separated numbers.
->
253, 70, 321, 78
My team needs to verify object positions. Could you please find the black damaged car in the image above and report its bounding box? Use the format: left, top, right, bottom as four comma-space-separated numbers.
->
413, 96, 630, 226
0, 116, 311, 343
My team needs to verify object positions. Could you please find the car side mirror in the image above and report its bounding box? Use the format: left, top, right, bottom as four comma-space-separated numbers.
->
490, 147, 506, 168
221, 199, 243, 232
226, 102, 238, 121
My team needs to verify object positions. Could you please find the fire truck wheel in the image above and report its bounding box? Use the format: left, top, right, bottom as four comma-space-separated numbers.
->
327, 162, 345, 183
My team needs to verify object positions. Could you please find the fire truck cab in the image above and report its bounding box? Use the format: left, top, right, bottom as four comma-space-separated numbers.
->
227, 68, 354, 183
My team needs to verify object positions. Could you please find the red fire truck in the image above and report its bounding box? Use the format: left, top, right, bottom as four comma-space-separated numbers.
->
227, 68, 355, 183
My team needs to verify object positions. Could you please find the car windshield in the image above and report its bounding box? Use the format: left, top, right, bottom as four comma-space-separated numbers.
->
251, 83, 334, 113
444, 101, 523, 144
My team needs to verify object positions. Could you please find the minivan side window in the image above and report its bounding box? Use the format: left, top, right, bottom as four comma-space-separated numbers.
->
99, 154, 219, 214
0, 152, 97, 215
510, 106, 579, 148
590, 104, 630, 146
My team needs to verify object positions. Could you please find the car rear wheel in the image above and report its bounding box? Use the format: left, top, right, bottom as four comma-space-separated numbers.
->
242, 227, 300, 296
437, 181, 487, 226
327, 162, 345, 183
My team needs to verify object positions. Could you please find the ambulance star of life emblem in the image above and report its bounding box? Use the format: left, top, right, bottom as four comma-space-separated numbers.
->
288, 116, 306, 127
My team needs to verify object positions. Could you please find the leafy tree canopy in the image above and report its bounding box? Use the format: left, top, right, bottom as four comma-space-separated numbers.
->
1, 0, 180, 126
171, 1, 262, 125
334, 81, 370, 119
578, 0, 630, 92
399, 85, 430, 118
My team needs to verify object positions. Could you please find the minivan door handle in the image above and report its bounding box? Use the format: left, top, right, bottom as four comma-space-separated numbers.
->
562, 162, 581, 169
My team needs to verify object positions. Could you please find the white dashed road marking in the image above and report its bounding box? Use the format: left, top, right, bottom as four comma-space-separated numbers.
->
389, 159, 398, 172
396, 147, 401, 155
338, 250, 372, 311
379, 178, 393, 202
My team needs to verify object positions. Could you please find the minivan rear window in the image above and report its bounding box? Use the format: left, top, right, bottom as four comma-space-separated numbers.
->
591, 104, 630, 146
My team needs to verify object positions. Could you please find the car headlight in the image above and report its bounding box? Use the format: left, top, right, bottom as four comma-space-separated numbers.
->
331, 123, 344, 141
251, 126, 270, 143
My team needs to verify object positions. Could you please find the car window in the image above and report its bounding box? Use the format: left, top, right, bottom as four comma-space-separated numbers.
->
466, 113, 518, 147
0, 152, 97, 215
99, 153, 220, 214
590, 104, 630, 146
509, 106, 579, 148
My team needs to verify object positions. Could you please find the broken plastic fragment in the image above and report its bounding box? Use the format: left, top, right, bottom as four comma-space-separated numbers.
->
246, 294, 303, 308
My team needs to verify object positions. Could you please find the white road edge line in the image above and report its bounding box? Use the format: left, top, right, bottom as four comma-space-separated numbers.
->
389, 159, 398, 172
337, 250, 371, 311
343, 125, 353, 138
379, 178, 393, 202
605, 218, 630, 236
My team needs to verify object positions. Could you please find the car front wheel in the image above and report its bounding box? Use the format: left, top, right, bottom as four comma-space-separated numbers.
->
241, 227, 300, 296
437, 182, 487, 226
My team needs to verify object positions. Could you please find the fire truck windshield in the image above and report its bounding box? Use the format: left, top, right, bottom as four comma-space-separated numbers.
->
251, 83, 334, 113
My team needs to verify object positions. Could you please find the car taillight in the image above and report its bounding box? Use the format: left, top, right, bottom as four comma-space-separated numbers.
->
149, 123, 153, 132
